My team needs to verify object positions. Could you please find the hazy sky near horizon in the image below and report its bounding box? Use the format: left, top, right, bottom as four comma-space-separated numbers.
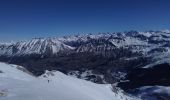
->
0, 0, 170, 42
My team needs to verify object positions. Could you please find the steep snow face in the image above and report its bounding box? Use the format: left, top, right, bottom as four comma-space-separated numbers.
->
0, 62, 137, 100
0, 38, 74, 56
14, 38, 74, 55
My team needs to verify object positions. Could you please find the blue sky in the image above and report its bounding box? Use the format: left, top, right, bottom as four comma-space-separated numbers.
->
0, 0, 170, 42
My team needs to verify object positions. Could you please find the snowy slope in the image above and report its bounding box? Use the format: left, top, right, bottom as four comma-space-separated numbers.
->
0, 62, 137, 100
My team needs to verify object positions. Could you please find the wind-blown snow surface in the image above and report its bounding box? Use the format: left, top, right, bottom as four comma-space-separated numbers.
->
0, 62, 137, 100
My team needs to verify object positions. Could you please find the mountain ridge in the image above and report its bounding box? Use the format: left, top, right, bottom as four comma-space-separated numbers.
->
0, 30, 170, 57
0, 30, 170, 92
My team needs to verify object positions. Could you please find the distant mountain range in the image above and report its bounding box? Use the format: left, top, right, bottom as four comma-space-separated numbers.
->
0, 30, 170, 100
1, 30, 170, 56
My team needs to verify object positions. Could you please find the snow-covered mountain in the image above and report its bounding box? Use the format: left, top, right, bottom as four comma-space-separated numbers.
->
0, 62, 137, 100
0, 30, 170, 57
0, 30, 170, 100
0, 38, 74, 56
1, 30, 170, 74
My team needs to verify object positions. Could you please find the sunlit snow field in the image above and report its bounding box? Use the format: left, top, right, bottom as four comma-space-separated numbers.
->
0, 62, 137, 100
